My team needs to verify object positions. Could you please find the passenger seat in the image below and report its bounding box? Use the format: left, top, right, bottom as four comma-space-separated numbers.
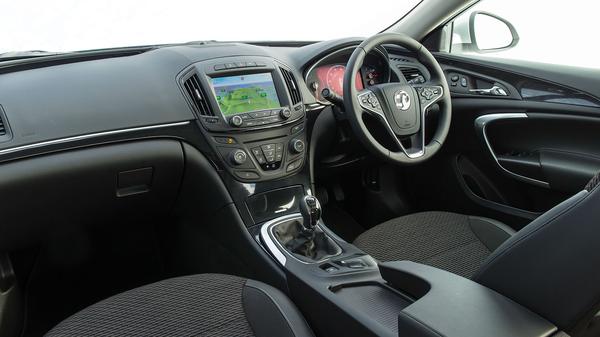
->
45, 274, 314, 337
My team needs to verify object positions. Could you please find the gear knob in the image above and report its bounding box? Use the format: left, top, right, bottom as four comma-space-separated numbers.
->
300, 195, 322, 230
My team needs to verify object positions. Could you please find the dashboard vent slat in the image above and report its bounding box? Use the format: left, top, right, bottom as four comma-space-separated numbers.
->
399, 66, 425, 84
279, 67, 302, 105
0, 114, 5, 136
183, 73, 214, 116
390, 56, 413, 63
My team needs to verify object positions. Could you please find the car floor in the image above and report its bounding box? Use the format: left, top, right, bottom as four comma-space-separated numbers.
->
15, 220, 166, 336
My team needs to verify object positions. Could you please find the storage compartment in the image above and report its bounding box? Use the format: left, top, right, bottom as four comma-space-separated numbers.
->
379, 261, 557, 337
330, 282, 412, 333
245, 185, 305, 224
0, 140, 185, 251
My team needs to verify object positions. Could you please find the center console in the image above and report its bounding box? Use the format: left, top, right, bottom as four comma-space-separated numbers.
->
254, 195, 557, 337
179, 56, 307, 182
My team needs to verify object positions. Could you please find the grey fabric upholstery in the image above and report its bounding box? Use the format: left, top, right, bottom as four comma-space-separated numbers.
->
353, 211, 514, 279
46, 274, 313, 337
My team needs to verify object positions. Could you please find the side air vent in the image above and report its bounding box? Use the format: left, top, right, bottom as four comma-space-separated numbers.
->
399, 67, 425, 84
183, 73, 214, 116
280, 67, 302, 105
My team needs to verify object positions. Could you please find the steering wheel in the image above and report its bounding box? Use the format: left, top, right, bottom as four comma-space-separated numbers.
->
343, 33, 451, 165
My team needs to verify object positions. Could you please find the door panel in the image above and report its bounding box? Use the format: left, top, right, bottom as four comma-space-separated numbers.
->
397, 52, 600, 229
483, 114, 600, 193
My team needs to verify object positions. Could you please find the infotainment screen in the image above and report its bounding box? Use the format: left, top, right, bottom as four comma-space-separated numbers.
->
210, 73, 281, 116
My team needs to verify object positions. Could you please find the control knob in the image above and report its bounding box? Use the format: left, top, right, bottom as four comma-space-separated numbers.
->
230, 115, 243, 127
230, 149, 247, 165
290, 139, 305, 154
280, 108, 292, 120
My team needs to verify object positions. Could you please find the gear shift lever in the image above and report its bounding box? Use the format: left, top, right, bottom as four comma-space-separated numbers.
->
299, 195, 322, 231
271, 194, 340, 262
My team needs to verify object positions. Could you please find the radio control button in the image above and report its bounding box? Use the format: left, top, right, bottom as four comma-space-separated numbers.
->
230, 115, 243, 127
290, 124, 304, 134
280, 108, 292, 119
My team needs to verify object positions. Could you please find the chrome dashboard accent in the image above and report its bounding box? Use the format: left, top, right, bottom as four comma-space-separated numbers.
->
0, 121, 191, 156
474, 113, 550, 188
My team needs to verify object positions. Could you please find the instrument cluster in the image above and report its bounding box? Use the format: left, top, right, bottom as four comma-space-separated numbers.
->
305, 46, 390, 104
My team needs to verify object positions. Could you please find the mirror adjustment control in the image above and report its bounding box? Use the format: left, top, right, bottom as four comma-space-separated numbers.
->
280, 108, 292, 120
230, 149, 248, 165
230, 115, 243, 127
290, 139, 305, 154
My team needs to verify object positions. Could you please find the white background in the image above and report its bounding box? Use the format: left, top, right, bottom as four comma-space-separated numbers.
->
0, 0, 418, 52
1, 0, 597, 69
457, 0, 600, 69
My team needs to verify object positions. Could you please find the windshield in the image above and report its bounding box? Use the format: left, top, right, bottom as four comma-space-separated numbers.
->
0, 0, 421, 54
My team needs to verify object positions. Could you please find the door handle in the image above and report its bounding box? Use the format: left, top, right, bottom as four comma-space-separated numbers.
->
469, 85, 508, 96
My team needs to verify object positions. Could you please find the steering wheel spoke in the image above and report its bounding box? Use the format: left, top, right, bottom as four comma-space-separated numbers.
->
357, 90, 404, 149
402, 130, 425, 159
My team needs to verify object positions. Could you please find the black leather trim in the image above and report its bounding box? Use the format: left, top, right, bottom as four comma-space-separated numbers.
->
243, 279, 314, 337
475, 189, 600, 333
468, 216, 515, 251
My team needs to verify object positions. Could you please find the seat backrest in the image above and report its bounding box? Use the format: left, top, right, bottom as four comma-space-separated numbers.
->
474, 171, 600, 335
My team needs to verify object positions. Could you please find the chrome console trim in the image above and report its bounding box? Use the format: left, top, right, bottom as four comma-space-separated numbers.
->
474, 113, 549, 188
0, 121, 191, 156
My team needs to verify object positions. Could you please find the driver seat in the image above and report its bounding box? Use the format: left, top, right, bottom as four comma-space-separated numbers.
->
354, 211, 514, 279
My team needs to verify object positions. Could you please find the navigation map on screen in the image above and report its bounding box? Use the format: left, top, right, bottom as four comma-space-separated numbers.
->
210, 73, 281, 116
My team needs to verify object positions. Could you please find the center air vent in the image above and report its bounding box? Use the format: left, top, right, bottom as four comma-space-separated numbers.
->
183, 73, 214, 116
0, 115, 5, 136
280, 67, 302, 105
399, 67, 425, 84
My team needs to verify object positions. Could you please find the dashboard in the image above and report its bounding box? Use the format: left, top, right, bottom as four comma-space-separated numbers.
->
0, 39, 399, 184
304, 46, 390, 104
